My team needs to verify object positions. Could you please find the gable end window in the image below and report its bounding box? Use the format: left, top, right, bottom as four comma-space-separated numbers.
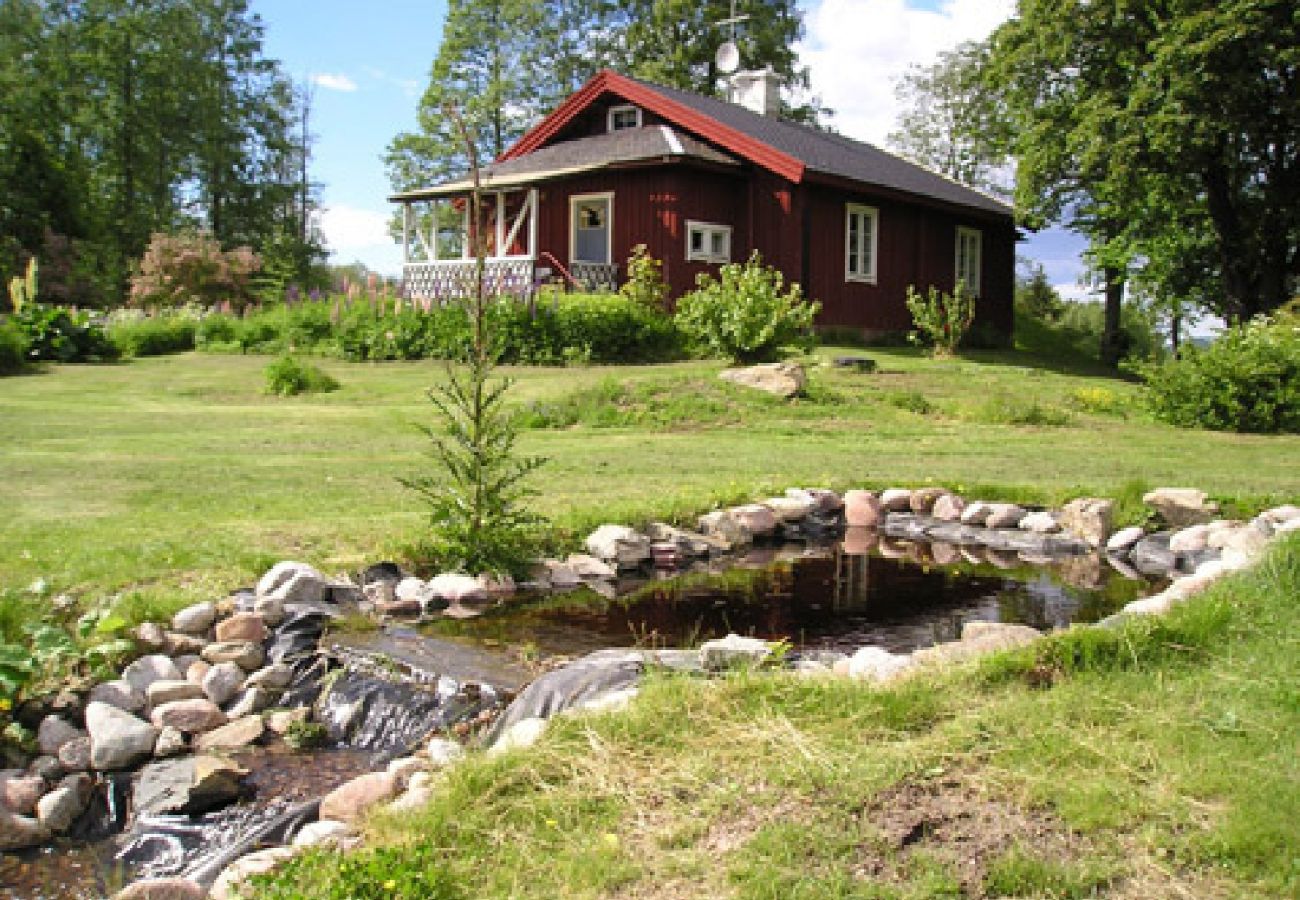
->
607, 104, 642, 132
955, 226, 982, 295
685, 220, 731, 264
845, 203, 879, 283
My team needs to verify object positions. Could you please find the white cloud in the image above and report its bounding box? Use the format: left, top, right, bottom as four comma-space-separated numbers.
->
317, 205, 401, 274
797, 0, 1015, 145
311, 72, 358, 93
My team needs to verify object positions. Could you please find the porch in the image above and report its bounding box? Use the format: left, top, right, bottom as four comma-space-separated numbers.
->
392, 185, 619, 301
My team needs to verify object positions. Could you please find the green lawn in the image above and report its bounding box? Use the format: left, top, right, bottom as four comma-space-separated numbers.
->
1, 348, 1296, 617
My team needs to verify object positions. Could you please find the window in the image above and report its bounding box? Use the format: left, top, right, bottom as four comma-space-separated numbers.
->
845, 203, 878, 283
685, 220, 731, 263
570, 192, 613, 265
607, 104, 642, 132
955, 226, 982, 295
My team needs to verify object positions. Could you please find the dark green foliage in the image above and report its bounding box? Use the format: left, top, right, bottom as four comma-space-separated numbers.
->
264, 355, 340, 397
675, 253, 820, 364
0, 321, 29, 374
1014, 299, 1159, 365
107, 315, 197, 358
252, 845, 462, 899
885, 390, 934, 415
8, 305, 117, 363
1136, 311, 1299, 434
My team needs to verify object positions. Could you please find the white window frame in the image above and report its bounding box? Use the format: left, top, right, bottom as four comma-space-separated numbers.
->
845, 203, 879, 284
685, 220, 732, 264
955, 226, 982, 296
569, 191, 614, 266
607, 104, 642, 132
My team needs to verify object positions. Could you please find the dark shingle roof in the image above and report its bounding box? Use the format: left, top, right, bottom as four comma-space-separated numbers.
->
624, 75, 1012, 218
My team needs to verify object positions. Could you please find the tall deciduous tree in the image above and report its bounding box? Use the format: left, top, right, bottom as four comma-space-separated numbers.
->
888, 41, 1012, 198
990, 0, 1299, 333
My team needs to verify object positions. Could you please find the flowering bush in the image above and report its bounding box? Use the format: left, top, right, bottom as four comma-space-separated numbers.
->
130, 232, 261, 311
905, 283, 976, 356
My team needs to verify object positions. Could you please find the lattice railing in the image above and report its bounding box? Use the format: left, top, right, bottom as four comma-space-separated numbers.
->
403, 258, 536, 301
570, 261, 619, 293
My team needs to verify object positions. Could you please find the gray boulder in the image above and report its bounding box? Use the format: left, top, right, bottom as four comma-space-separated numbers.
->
585, 524, 652, 568
121, 655, 184, 694
171, 601, 217, 635
1131, 533, 1177, 575
134, 755, 247, 817
37, 715, 83, 757
85, 701, 159, 771
718, 361, 805, 398
201, 662, 247, 706
1143, 488, 1219, 528
700, 633, 771, 671
256, 561, 329, 605
89, 679, 146, 715
0, 808, 49, 850
201, 641, 265, 671
35, 774, 91, 833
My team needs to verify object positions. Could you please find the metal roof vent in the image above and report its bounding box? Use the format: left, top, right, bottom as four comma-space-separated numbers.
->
727, 67, 781, 117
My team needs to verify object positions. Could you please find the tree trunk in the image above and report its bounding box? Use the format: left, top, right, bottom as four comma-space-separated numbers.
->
1099, 266, 1125, 367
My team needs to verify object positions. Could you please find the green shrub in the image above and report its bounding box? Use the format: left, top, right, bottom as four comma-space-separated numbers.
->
264, 354, 340, 396
619, 244, 669, 312
0, 320, 29, 374
107, 314, 197, 357
974, 396, 1072, 427
905, 283, 976, 356
885, 390, 934, 414
1135, 311, 1299, 434
674, 252, 819, 364
1069, 385, 1129, 417
8, 305, 118, 362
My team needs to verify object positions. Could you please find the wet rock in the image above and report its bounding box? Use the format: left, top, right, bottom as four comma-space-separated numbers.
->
244, 663, 293, 691
114, 878, 207, 900
135, 755, 247, 817
718, 361, 805, 398
700, 633, 771, 671
362, 579, 396, 606
877, 488, 910, 512
909, 487, 948, 515
1058, 554, 1105, 591
265, 708, 309, 736
202, 662, 247, 706
585, 524, 652, 567
838, 646, 912, 682
29, 755, 63, 782
0, 808, 49, 850
793, 487, 843, 514
35, 774, 91, 832
172, 601, 217, 635
214, 613, 268, 644
566, 553, 617, 579
0, 772, 44, 815
86, 701, 159, 771
539, 560, 580, 588
147, 680, 206, 708
843, 490, 883, 527
696, 509, 749, 545
731, 503, 779, 537
930, 542, 962, 565
425, 737, 465, 768
37, 715, 83, 757
292, 819, 358, 850
319, 772, 398, 824
1105, 553, 1144, 580
393, 576, 426, 604
1105, 526, 1145, 554
490, 717, 547, 755
150, 699, 227, 734
984, 503, 1027, 529
930, 493, 966, 522
1143, 488, 1219, 528
195, 716, 264, 752
153, 726, 187, 758
257, 561, 329, 606
226, 687, 279, 719
1019, 510, 1060, 533
913, 623, 1041, 667
1169, 524, 1211, 556
163, 632, 207, 657
1131, 533, 1177, 575
121, 655, 184, 694
210, 846, 299, 900
202, 641, 265, 671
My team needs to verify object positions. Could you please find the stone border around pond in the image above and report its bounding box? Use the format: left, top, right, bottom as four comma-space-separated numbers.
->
3, 486, 1295, 898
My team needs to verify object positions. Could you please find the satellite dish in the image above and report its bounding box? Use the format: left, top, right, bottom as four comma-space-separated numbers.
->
715, 41, 741, 74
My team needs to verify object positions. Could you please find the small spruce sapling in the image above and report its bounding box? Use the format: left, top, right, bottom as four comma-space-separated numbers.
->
400, 105, 546, 575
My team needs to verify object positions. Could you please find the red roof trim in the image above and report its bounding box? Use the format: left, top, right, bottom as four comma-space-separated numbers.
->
500, 70, 806, 184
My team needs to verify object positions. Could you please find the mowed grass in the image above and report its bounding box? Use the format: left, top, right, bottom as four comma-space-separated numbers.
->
257, 535, 1300, 899
0, 347, 1296, 619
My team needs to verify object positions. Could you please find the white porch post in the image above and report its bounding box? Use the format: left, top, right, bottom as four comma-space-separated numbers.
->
401, 202, 410, 265
495, 191, 506, 256
527, 188, 538, 259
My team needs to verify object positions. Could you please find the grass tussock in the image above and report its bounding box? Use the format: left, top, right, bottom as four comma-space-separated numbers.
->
258, 536, 1300, 898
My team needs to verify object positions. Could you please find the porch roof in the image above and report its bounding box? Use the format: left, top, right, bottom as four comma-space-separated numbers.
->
389, 125, 739, 201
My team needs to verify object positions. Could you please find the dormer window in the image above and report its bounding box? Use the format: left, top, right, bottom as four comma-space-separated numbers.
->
607, 104, 641, 132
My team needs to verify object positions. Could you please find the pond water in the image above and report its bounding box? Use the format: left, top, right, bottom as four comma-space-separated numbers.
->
1, 533, 1161, 899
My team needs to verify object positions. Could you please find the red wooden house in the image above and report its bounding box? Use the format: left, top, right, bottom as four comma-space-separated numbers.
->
390, 69, 1016, 339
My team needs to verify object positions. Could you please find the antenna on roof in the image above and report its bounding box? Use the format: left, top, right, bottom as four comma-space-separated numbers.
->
714, 0, 748, 74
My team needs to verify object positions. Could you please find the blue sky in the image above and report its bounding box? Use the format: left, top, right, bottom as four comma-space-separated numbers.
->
254, 0, 1091, 298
